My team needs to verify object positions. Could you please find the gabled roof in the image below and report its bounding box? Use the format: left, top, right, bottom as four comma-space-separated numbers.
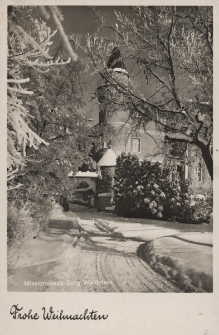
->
97, 148, 117, 167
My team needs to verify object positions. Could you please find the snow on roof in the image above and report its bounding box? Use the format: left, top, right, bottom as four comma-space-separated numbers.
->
166, 132, 192, 141
97, 148, 117, 167
68, 171, 98, 178
112, 68, 128, 74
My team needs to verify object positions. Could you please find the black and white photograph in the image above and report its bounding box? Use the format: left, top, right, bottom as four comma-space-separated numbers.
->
6, 5, 214, 293
1, 2, 219, 334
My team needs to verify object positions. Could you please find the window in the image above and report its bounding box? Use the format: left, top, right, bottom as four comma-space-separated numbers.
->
195, 163, 202, 182
132, 138, 141, 153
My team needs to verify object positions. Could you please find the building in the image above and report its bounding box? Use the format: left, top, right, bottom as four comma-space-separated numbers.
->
70, 47, 212, 210
96, 47, 164, 164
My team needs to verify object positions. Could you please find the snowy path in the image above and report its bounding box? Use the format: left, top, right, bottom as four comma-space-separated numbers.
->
8, 212, 179, 293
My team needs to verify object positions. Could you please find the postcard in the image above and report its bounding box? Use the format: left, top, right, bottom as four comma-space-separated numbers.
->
1, 1, 219, 334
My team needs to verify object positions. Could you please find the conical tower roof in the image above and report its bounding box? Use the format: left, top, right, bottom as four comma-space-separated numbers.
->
107, 46, 126, 70
97, 148, 117, 167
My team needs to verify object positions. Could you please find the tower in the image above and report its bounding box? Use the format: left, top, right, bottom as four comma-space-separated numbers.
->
96, 47, 131, 156
96, 46, 164, 164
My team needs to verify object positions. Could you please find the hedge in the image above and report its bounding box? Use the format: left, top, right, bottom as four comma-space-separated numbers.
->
113, 152, 212, 223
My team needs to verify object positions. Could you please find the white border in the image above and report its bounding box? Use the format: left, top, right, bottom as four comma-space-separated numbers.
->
1, 2, 219, 335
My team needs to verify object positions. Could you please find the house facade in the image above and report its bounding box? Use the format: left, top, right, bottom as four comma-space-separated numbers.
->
165, 135, 212, 191
69, 47, 212, 210
95, 47, 212, 193
96, 47, 164, 165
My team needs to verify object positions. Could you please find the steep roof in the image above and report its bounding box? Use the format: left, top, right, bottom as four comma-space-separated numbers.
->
107, 46, 126, 70
97, 148, 117, 167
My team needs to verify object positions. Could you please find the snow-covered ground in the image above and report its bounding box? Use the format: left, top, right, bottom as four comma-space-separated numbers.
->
8, 206, 213, 293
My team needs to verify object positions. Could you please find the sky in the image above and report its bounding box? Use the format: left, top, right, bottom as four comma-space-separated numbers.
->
47, 6, 205, 125
50, 7, 124, 35
48, 6, 131, 38
46, 6, 148, 123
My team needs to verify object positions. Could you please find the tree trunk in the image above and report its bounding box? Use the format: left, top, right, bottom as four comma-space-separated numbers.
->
197, 142, 213, 180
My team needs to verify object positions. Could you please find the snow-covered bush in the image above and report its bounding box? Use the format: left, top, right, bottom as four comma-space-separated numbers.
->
114, 153, 164, 218
114, 153, 141, 217
113, 153, 212, 223
189, 195, 212, 224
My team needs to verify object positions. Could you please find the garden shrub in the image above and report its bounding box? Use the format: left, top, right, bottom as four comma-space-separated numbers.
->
114, 153, 142, 217
138, 160, 165, 219
113, 152, 212, 223
189, 195, 213, 224
160, 166, 193, 222
114, 153, 164, 218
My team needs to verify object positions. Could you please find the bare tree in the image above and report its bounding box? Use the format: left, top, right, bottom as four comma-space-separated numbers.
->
75, 6, 213, 179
